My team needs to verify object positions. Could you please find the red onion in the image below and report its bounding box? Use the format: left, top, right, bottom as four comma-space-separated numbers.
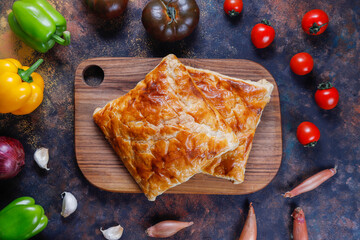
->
0, 136, 25, 179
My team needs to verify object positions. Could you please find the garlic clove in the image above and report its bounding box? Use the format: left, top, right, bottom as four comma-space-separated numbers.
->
61, 192, 78, 218
34, 148, 50, 170
100, 225, 124, 240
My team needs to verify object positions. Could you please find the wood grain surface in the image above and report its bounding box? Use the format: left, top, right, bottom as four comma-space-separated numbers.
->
74, 57, 282, 196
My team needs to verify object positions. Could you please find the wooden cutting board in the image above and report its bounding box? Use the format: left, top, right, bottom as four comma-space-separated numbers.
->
74, 57, 282, 197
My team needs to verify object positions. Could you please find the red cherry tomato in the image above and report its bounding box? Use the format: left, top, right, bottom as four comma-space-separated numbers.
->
223, 0, 243, 17
302, 9, 329, 35
315, 82, 339, 110
251, 20, 275, 48
297, 122, 320, 147
290, 52, 314, 75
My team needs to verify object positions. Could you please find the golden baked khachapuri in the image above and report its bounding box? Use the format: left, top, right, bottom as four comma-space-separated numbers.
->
93, 54, 239, 201
187, 67, 273, 183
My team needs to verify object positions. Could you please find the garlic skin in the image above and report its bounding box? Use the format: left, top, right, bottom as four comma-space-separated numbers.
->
100, 225, 124, 240
61, 192, 78, 218
34, 148, 50, 170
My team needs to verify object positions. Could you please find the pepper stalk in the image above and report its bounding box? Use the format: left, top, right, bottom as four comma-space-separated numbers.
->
18, 59, 44, 83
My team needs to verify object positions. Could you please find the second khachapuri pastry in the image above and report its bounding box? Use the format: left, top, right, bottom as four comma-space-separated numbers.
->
187, 66, 273, 183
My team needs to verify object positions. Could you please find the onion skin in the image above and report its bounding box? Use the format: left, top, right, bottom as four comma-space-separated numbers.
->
292, 207, 309, 240
284, 167, 336, 198
0, 137, 25, 179
145, 220, 194, 238
239, 203, 257, 240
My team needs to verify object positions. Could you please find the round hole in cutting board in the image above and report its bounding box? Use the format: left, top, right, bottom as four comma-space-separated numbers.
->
82, 65, 104, 86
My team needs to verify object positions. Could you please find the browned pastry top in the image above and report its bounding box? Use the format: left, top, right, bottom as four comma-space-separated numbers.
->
187, 67, 273, 183
93, 54, 239, 200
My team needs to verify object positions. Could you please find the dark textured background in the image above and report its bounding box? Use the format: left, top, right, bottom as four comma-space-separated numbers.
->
0, 0, 359, 239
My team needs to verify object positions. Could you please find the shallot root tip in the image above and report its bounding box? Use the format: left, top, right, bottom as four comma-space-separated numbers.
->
295, 207, 303, 212
283, 192, 293, 198
292, 207, 306, 219
248, 202, 255, 214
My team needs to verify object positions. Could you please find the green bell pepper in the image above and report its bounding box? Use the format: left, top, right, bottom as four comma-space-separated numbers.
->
0, 197, 48, 240
8, 0, 71, 53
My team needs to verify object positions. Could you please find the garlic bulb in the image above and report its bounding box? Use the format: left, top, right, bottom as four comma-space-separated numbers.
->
61, 192, 78, 218
34, 148, 50, 170
100, 225, 124, 240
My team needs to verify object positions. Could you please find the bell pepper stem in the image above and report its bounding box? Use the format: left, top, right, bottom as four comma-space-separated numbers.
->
18, 59, 44, 83
63, 31, 71, 46
52, 34, 65, 44
52, 31, 71, 46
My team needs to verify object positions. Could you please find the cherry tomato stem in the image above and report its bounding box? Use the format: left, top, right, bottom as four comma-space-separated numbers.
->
261, 19, 271, 26
318, 82, 332, 90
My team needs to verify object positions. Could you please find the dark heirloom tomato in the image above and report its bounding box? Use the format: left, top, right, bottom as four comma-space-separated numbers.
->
84, 0, 129, 19
142, 0, 200, 42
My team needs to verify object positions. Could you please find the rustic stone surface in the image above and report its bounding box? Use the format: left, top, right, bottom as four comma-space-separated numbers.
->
0, 0, 359, 239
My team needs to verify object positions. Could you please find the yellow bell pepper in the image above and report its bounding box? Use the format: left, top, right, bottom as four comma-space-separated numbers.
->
0, 58, 44, 115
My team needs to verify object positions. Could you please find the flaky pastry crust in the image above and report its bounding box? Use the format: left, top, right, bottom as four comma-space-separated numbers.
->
93, 55, 239, 201
187, 66, 273, 183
